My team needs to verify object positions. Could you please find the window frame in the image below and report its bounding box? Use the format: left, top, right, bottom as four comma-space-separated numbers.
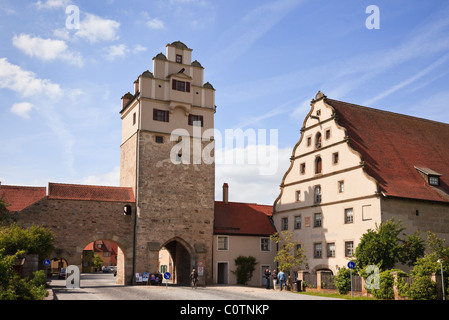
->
294, 215, 301, 229
344, 208, 354, 224
281, 217, 288, 231
314, 212, 322, 228
314, 242, 322, 258
217, 236, 229, 251
260, 237, 271, 252
153, 108, 169, 122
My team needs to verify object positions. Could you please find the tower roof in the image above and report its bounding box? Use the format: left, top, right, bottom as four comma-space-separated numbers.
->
167, 41, 191, 50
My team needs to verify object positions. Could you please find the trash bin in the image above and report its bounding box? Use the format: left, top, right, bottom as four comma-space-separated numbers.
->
296, 280, 302, 292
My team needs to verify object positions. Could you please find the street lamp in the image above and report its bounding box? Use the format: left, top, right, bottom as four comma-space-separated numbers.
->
437, 259, 445, 300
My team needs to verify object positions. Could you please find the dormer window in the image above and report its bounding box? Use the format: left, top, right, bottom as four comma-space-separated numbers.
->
429, 176, 440, 186
414, 166, 442, 187
172, 79, 190, 92
176, 54, 182, 64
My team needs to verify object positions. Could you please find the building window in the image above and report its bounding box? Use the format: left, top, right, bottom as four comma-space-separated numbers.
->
315, 156, 322, 174
325, 129, 331, 140
261, 238, 270, 251
345, 241, 354, 257
314, 243, 322, 258
172, 79, 190, 92
314, 185, 321, 204
294, 215, 301, 229
344, 208, 354, 224
429, 175, 440, 186
338, 181, 344, 193
307, 136, 311, 146
295, 190, 301, 202
315, 132, 322, 148
153, 109, 169, 122
176, 54, 182, 64
188, 114, 204, 127
300, 163, 306, 174
281, 217, 288, 231
327, 243, 335, 258
314, 213, 322, 228
155, 136, 164, 144
217, 236, 228, 250
333, 152, 339, 164
133, 112, 136, 125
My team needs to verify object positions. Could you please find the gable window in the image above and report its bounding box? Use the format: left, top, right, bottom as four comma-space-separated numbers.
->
295, 190, 301, 202
315, 132, 322, 149
344, 208, 354, 224
261, 238, 270, 251
188, 114, 204, 127
314, 185, 321, 204
176, 54, 182, 64
217, 236, 228, 250
307, 136, 312, 146
300, 163, 306, 174
338, 181, 344, 193
325, 129, 331, 140
133, 112, 136, 125
333, 152, 339, 164
281, 217, 288, 231
314, 213, 322, 227
315, 156, 322, 174
172, 79, 190, 92
153, 109, 169, 122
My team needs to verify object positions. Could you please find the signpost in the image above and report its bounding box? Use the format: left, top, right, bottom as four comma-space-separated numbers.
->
164, 272, 171, 288
43, 259, 51, 281
347, 261, 355, 298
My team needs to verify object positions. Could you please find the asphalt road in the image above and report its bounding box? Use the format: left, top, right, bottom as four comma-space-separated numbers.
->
49, 273, 340, 301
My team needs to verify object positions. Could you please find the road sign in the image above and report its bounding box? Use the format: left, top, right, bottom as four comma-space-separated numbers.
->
164, 272, 171, 280
43, 259, 51, 266
347, 261, 355, 269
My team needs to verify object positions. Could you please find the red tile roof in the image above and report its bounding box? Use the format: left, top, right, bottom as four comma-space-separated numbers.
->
48, 183, 135, 203
0, 185, 46, 212
214, 201, 275, 236
326, 98, 449, 203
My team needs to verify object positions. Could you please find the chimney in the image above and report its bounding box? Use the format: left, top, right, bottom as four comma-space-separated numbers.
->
223, 183, 228, 204
121, 92, 134, 109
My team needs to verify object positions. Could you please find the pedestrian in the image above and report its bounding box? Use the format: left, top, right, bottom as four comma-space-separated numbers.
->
190, 268, 198, 289
277, 270, 286, 291
272, 269, 277, 290
264, 268, 271, 289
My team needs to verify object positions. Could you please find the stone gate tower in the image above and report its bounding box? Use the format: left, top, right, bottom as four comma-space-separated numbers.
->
119, 41, 216, 285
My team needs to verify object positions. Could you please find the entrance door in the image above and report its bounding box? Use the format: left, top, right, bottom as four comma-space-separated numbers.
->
261, 265, 270, 287
217, 262, 228, 284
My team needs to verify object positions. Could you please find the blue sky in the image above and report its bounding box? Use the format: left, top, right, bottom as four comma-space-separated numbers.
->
1, 0, 449, 205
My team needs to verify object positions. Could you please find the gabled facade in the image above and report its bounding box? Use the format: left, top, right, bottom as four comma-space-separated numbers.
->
273, 91, 449, 275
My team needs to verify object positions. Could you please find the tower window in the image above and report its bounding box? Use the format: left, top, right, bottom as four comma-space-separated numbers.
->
188, 114, 204, 127
315, 156, 322, 174
300, 163, 306, 174
176, 54, 182, 64
153, 109, 169, 122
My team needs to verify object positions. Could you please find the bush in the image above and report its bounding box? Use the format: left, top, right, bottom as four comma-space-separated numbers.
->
232, 256, 257, 285
408, 276, 437, 300
370, 270, 395, 300
333, 267, 351, 294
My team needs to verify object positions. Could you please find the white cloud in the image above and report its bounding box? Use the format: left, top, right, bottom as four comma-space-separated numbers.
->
10, 102, 34, 119
146, 17, 166, 30
0, 58, 62, 98
35, 0, 70, 9
78, 166, 120, 186
104, 44, 129, 61
133, 44, 147, 53
12, 34, 83, 67
74, 13, 120, 43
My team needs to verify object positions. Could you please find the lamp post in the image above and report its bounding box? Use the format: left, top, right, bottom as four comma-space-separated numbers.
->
437, 259, 445, 300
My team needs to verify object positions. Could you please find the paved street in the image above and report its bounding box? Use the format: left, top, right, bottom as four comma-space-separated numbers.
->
50, 273, 340, 300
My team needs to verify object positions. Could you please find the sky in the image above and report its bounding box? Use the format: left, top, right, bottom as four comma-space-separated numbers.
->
1, 0, 449, 205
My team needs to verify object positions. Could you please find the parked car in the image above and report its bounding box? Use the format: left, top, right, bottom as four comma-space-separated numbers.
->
58, 268, 66, 279
102, 266, 114, 273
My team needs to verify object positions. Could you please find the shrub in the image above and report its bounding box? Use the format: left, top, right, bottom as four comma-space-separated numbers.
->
333, 267, 351, 295
370, 270, 395, 299
408, 275, 437, 300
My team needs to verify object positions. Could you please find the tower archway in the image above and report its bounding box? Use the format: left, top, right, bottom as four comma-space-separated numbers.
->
161, 237, 194, 285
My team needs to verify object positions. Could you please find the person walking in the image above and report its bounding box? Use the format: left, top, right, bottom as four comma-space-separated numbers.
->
264, 269, 271, 289
190, 268, 198, 289
277, 270, 286, 291
272, 269, 277, 290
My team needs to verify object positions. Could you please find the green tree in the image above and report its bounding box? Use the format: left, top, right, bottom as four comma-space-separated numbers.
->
270, 230, 306, 274
93, 254, 103, 270
232, 256, 257, 285
0, 199, 12, 226
0, 223, 55, 264
333, 267, 351, 294
355, 219, 424, 271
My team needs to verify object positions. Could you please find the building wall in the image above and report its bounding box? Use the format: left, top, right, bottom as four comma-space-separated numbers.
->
213, 234, 276, 286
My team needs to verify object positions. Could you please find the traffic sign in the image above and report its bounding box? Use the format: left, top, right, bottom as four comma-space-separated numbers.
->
347, 261, 355, 269
164, 272, 171, 280
43, 259, 51, 266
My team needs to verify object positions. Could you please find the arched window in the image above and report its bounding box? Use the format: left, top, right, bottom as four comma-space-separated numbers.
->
315, 156, 322, 174
314, 185, 322, 204
315, 132, 322, 148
